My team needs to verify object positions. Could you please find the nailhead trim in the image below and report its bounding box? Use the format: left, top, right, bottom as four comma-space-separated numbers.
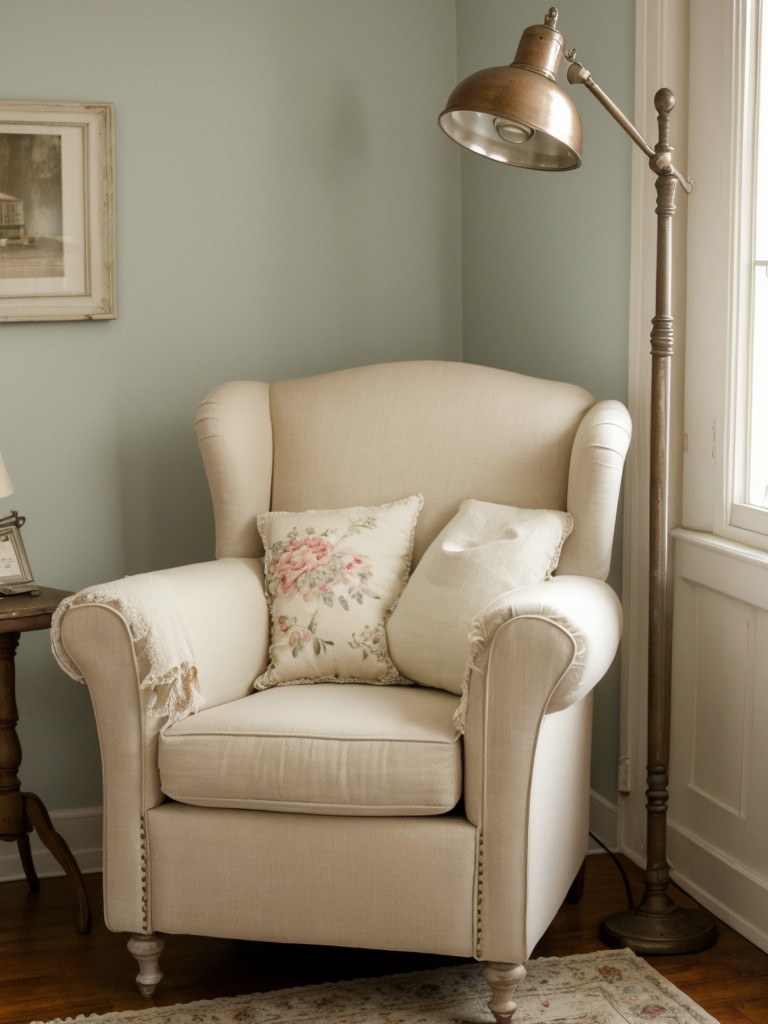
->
476, 831, 485, 958
139, 816, 150, 933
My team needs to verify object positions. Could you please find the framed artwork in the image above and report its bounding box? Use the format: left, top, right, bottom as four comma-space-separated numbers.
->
0, 101, 115, 322
0, 511, 38, 596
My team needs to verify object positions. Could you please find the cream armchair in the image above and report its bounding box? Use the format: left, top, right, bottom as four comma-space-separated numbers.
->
52, 361, 630, 1022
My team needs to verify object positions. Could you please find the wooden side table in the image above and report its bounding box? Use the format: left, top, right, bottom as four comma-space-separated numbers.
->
0, 586, 91, 933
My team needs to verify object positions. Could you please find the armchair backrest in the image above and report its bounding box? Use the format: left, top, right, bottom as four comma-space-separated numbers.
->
195, 360, 631, 579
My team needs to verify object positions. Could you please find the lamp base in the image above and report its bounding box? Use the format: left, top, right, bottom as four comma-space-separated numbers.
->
601, 900, 718, 955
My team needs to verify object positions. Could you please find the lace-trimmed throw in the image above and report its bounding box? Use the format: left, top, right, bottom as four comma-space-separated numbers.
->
51, 576, 205, 730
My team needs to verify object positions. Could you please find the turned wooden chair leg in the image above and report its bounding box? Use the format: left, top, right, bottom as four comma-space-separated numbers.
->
127, 933, 165, 997
482, 962, 527, 1023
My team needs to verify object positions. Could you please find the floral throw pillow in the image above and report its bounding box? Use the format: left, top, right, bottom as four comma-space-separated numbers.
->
255, 495, 423, 689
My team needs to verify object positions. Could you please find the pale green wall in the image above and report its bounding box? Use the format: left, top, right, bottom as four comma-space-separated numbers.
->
457, 0, 633, 399
1, 0, 462, 811
0, 1, 632, 822
456, 0, 634, 806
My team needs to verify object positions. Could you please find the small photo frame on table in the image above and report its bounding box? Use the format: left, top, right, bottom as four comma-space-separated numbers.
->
0, 101, 115, 322
0, 512, 39, 596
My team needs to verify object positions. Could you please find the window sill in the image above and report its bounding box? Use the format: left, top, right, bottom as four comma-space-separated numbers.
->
673, 528, 768, 613
673, 527, 768, 568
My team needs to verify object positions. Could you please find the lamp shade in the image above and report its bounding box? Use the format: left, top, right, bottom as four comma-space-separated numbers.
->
438, 7, 582, 170
0, 448, 14, 499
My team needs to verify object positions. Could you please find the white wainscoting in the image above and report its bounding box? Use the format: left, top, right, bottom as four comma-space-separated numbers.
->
668, 529, 768, 952
590, 788, 618, 852
0, 806, 102, 883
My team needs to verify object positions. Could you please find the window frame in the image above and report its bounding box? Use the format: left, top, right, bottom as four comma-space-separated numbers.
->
685, 0, 768, 551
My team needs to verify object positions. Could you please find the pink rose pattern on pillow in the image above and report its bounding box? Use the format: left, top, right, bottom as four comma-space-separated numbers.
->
255, 495, 422, 689
268, 519, 377, 607
265, 516, 386, 664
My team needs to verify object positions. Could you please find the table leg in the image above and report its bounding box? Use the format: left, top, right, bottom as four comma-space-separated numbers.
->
17, 830, 40, 892
0, 628, 91, 934
0, 632, 24, 838
24, 792, 91, 934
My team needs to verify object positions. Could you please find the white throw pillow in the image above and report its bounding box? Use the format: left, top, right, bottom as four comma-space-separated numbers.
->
255, 495, 422, 690
386, 500, 573, 694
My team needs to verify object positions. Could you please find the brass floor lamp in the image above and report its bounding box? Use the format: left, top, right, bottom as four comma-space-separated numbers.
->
439, 7, 718, 955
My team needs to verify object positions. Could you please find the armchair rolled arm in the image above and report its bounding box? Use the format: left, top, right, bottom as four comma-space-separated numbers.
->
54, 556, 269, 719
468, 575, 622, 716
461, 575, 622, 962
51, 556, 269, 936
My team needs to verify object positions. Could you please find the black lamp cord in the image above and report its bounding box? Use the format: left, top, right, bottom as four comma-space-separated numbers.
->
588, 831, 636, 911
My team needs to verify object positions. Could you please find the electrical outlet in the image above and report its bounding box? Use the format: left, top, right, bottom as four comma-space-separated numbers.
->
618, 756, 631, 794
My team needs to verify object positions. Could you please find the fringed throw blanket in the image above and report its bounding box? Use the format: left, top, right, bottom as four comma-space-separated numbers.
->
51, 575, 205, 729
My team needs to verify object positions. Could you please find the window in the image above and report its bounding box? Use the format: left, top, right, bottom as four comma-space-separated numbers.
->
684, 0, 768, 550
745, 4, 768, 511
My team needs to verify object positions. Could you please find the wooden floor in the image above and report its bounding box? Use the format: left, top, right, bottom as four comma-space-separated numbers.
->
0, 853, 766, 1023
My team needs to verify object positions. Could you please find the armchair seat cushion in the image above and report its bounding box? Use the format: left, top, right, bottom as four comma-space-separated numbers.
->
158, 683, 462, 816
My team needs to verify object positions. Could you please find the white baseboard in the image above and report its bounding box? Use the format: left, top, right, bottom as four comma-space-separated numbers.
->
0, 806, 103, 883
669, 823, 768, 954
589, 788, 618, 853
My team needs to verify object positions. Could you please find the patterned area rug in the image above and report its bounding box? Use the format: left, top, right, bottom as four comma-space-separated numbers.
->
33, 948, 718, 1024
